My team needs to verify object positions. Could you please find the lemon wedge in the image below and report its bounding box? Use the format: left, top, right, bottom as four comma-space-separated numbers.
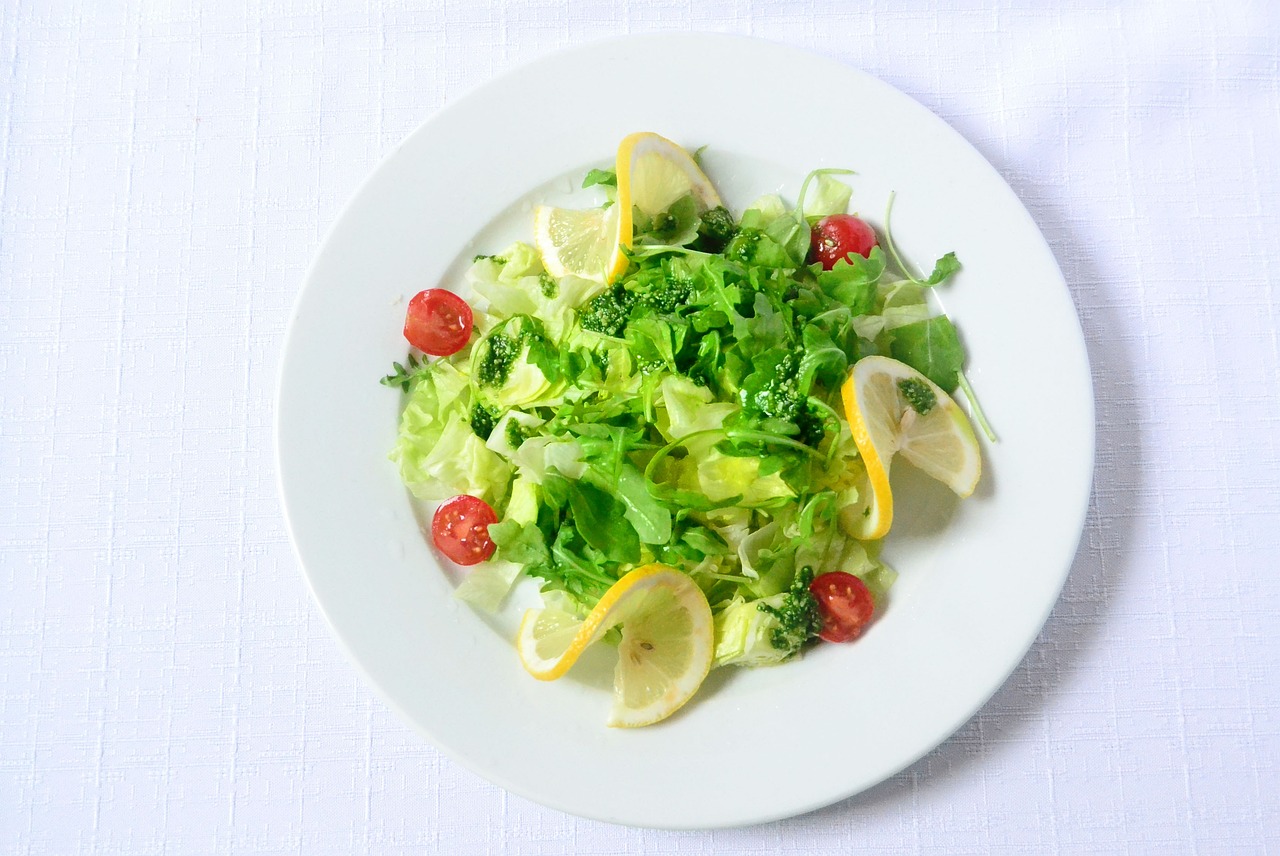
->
840, 356, 982, 540
516, 565, 714, 727
532, 203, 625, 283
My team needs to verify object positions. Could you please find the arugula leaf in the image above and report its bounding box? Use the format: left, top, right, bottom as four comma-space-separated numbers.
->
681, 525, 730, 556
540, 473, 572, 513
815, 247, 885, 315
763, 212, 810, 266
743, 292, 790, 350
524, 331, 563, 384
922, 252, 961, 286
797, 323, 849, 393
582, 168, 617, 188
889, 316, 965, 392
690, 329, 722, 387
575, 427, 669, 547
627, 315, 681, 372
546, 525, 618, 604
568, 481, 641, 564
690, 307, 731, 333
611, 463, 672, 545
724, 227, 796, 269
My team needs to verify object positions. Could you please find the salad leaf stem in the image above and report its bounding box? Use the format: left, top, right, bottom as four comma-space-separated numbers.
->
957, 370, 998, 442
623, 243, 713, 262
805, 396, 847, 465
690, 568, 752, 584
724, 429, 829, 460
882, 191, 962, 287
806, 396, 843, 430
643, 427, 828, 507
882, 191, 916, 282
795, 168, 856, 220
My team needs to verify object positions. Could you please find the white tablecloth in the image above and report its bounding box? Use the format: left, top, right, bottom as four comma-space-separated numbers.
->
3, 1, 1278, 852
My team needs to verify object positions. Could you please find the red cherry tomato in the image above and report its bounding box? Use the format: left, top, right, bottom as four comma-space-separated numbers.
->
809, 571, 875, 642
404, 289, 474, 356
431, 495, 498, 566
808, 215, 878, 270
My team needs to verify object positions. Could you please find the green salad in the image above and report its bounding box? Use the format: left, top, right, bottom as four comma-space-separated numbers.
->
382, 145, 988, 676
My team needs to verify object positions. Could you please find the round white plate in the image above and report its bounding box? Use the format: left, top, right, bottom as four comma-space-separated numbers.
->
276, 33, 1093, 829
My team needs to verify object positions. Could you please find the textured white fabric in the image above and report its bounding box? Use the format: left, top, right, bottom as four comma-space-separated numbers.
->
3, 1, 1279, 852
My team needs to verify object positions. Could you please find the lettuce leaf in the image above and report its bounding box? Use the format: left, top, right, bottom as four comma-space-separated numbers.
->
394, 413, 511, 505
712, 596, 794, 668
453, 560, 523, 613
801, 174, 853, 220
697, 450, 793, 505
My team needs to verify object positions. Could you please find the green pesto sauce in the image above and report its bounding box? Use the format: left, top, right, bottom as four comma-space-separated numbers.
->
504, 417, 529, 450
539, 273, 558, 299
897, 377, 936, 415
477, 333, 520, 387
469, 401, 500, 440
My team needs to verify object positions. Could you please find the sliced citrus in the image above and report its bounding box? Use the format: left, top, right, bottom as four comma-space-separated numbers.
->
532, 202, 626, 283
840, 356, 982, 541
533, 133, 723, 286
615, 131, 723, 225
515, 564, 714, 728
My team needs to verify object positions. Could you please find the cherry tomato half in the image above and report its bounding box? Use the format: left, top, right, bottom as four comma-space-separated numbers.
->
431, 495, 498, 566
404, 288, 474, 356
808, 215, 878, 270
809, 571, 875, 643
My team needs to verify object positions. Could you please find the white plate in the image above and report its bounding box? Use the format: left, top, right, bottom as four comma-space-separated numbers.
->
276, 33, 1093, 829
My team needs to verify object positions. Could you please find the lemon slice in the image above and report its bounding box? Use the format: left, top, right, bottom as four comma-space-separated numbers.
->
615, 131, 723, 226
516, 565, 714, 727
533, 203, 625, 284
533, 133, 723, 285
840, 356, 982, 540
